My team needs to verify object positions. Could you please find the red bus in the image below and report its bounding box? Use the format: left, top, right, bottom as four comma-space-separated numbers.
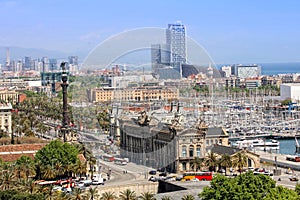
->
183, 172, 213, 181
102, 154, 115, 162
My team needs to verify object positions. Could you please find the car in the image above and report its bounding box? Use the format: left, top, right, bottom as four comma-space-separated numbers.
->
159, 172, 167, 177
290, 176, 299, 181
149, 170, 157, 175
148, 176, 158, 182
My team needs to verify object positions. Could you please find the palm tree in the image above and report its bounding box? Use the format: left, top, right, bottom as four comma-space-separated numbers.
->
19, 179, 39, 194
119, 189, 137, 200
204, 152, 218, 172
161, 196, 172, 200
74, 160, 87, 179
190, 157, 204, 172
100, 191, 117, 200
88, 156, 97, 179
218, 154, 232, 175
0, 170, 15, 190
88, 187, 99, 200
231, 150, 248, 174
42, 164, 56, 180
181, 194, 195, 200
44, 185, 55, 200
139, 192, 156, 200
72, 187, 87, 200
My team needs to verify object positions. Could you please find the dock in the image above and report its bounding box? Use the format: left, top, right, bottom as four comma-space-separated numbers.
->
256, 150, 300, 171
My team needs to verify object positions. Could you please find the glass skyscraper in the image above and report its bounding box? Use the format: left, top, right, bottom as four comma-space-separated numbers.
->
166, 22, 187, 75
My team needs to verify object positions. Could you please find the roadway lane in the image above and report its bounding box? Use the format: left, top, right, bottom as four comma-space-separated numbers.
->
98, 159, 155, 186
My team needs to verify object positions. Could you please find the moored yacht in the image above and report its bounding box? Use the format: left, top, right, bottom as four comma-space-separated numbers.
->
232, 138, 280, 151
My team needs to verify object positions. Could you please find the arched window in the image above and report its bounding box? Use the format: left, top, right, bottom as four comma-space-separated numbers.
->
196, 145, 201, 157
182, 162, 187, 171
182, 146, 187, 157
189, 145, 194, 157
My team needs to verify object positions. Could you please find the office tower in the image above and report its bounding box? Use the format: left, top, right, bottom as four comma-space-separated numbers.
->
24, 56, 33, 70
68, 56, 78, 71
68, 56, 78, 65
49, 58, 58, 71
5, 47, 10, 70
42, 57, 49, 72
166, 22, 187, 75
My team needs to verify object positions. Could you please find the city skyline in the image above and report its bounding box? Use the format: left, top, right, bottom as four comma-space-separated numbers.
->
0, 0, 300, 64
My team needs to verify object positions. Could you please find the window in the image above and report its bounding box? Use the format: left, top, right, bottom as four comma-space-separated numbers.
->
182, 146, 187, 157
189, 145, 194, 157
182, 162, 187, 171
196, 145, 201, 157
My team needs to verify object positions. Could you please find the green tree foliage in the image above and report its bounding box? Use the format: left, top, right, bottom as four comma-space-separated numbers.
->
199, 172, 298, 200
0, 189, 44, 200
34, 140, 79, 179
119, 189, 137, 200
281, 98, 292, 106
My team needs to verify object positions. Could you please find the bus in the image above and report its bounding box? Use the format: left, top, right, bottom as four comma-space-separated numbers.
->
114, 158, 127, 165
102, 154, 115, 162
182, 171, 213, 181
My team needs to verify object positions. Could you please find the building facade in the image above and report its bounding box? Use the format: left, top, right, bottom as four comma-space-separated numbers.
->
118, 110, 229, 173
0, 103, 12, 134
89, 86, 179, 103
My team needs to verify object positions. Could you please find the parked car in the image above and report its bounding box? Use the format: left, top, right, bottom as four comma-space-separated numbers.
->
159, 172, 167, 177
149, 170, 157, 175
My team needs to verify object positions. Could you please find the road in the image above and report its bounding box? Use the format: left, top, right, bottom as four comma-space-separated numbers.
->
97, 159, 155, 186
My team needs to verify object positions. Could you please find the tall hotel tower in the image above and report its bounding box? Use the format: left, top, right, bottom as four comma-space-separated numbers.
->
166, 22, 187, 76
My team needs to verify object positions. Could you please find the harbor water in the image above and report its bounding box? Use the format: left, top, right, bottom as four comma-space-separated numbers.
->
278, 138, 299, 155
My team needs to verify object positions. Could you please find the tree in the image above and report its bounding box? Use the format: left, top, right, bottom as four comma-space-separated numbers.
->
72, 187, 87, 200
231, 150, 248, 174
74, 159, 87, 179
100, 191, 117, 200
34, 140, 79, 179
199, 172, 298, 200
218, 154, 232, 175
119, 189, 137, 200
88, 187, 99, 200
203, 152, 218, 171
181, 194, 195, 200
139, 192, 156, 200
16, 155, 36, 180
0, 170, 15, 190
161, 196, 172, 200
190, 157, 204, 172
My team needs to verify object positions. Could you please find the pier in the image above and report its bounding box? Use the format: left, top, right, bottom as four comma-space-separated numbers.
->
256, 150, 300, 172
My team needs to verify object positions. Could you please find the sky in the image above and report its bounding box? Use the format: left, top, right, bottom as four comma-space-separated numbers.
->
0, 0, 300, 64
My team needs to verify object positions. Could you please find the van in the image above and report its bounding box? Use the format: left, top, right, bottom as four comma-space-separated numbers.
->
92, 174, 104, 185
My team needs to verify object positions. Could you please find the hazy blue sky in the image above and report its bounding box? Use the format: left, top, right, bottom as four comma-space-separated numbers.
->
0, 0, 300, 64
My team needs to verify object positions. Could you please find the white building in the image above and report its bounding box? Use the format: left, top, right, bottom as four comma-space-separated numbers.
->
0, 103, 12, 134
221, 66, 232, 77
280, 83, 300, 102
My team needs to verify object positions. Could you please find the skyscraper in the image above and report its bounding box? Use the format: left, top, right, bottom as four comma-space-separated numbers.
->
6, 47, 10, 70
166, 22, 187, 75
151, 22, 187, 79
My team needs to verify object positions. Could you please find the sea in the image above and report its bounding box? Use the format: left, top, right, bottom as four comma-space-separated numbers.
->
217, 62, 300, 76
259, 62, 300, 76
278, 138, 299, 155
